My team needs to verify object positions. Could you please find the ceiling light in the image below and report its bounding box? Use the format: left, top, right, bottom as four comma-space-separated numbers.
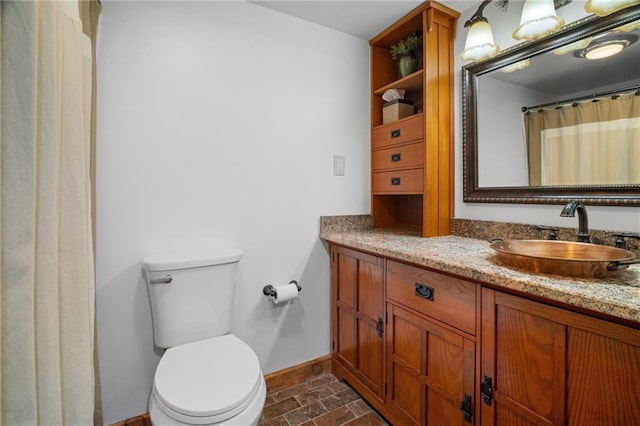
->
576, 33, 637, 60
513, 0, 566, 41
460, 20, 500, 61
582, 40, 628, 59
585, 0, 640, 17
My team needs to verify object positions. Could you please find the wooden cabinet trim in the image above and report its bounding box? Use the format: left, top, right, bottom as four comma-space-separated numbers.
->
494, 290, 640, 346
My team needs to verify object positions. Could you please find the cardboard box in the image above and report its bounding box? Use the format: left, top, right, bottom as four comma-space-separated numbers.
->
382, 100, 414, 124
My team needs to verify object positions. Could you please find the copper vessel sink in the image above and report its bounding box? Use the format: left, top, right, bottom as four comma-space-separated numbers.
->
490, 240, 640, 278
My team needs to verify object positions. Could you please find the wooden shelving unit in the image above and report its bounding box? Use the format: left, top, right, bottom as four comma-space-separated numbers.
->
369, 1, 459, 237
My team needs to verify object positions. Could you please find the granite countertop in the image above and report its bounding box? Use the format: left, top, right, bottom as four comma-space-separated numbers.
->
321, 229, 640, 325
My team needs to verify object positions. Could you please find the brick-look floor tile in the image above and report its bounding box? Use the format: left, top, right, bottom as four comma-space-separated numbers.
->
272, 382, 312, 402
258, 414, 291, 426
284, 402, 328, 426
262, 396, 301, 419
343, 412, 388, 425
260, 374, 387, 426
326, 380, 349, 393
295, 385, 335, 406
320, 388, 360, 411
306, 374, 339, 388
346, 399, 372, 417
313, 406, 356, 426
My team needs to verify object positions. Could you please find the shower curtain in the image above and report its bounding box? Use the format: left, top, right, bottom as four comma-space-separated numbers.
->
1, 1, 99, 424
525, 92, 640, 186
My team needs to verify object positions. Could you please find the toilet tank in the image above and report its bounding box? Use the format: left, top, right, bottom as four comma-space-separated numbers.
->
143, 248, 242, 349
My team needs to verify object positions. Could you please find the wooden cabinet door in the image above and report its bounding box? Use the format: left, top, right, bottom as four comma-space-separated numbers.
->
387, 303, 476, 425
331, 245, 385, 401
481, 288, 640, 426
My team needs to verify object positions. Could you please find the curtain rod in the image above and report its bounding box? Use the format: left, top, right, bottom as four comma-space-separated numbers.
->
522, 84, 640, 112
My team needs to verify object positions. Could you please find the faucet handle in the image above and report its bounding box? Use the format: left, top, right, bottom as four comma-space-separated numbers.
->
534, 225, 559, 240
612, 232, 640, 249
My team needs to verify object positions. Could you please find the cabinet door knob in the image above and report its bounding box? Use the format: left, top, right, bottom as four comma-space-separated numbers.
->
376, 316, 384, 338
391, 153, 401, 162
391, 129, 401, 138
391, 177, 401, 186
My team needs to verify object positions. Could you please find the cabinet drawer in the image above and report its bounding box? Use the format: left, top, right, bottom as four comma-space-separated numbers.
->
372, 113, 423, 150
386, 260, 476, 335
372, 169, 423, 194
372, 142, 424, 171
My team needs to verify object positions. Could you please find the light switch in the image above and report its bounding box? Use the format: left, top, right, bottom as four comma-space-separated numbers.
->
333, 155, 345, 176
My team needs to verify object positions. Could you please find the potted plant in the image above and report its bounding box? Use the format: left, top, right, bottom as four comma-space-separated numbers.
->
390, 33, 423, 77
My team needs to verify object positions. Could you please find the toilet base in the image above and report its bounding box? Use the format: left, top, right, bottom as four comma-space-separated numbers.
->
149, 374, 266, 425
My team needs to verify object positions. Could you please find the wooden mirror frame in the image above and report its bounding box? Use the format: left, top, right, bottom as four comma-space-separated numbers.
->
462, 6, 640, 206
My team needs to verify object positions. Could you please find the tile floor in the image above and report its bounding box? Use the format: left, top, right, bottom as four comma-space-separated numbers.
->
259, 374, 389, 426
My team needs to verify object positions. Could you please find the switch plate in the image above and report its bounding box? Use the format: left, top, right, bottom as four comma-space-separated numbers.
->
333, 155, 345, 176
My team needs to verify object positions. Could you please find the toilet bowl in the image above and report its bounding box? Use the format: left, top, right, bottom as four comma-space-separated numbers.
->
148, 335, 266, 425
142, 249, 265, 425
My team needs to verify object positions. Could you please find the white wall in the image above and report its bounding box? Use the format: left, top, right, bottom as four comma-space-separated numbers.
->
477, 77, 549, 187
96, 1, 370, 423
454, 0, 640, 231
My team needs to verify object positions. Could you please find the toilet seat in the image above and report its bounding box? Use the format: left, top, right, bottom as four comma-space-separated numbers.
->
153, 334, 262, 424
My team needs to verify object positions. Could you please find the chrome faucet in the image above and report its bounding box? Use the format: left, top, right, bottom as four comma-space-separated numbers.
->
560, 201, 590, 243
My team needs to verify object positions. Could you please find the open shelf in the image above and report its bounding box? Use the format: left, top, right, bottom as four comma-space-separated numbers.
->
373, 69, 423, 96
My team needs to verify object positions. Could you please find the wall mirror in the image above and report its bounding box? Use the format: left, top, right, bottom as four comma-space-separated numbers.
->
462, 6, 640, 205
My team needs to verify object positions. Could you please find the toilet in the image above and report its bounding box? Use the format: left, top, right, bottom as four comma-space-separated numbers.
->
143, 249, 266, 425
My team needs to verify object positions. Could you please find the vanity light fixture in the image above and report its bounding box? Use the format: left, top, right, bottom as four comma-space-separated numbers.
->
500, 58, 531, 72
513, 0, 565, 41
460, 0, 506, 62
552, 37, 592, 55
613, 18, 640, 33
460, 20, 501, 61
585, 0, 640, 17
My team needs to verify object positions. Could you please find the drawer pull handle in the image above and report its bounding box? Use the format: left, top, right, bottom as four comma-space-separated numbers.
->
391, 177, 401, 186
391, 153, 401, 162
391, 129, 401, 138
415, 283, 434, 301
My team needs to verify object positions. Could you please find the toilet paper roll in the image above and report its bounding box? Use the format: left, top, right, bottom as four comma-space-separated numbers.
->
272, 283, 299, 304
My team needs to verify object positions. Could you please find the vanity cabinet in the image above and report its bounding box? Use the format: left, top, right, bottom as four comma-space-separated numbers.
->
326, 234, 640, 426
386, 259, 477, 425
387, 303, 475, 425
330, 245, 386, 404
330, 245, 479, 425
481, 288, 640, 425
370, 2, 459, 237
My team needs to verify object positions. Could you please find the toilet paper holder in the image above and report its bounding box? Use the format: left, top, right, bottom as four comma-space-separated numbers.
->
262, 280, 301, 297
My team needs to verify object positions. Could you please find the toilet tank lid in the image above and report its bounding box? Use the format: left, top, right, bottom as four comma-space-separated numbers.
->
143, 248, 243, 271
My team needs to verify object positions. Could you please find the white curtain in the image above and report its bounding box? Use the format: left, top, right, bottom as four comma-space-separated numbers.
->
1, 1, 96, 424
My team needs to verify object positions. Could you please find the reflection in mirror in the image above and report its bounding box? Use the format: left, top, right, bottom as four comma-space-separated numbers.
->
464, 7, 640, 205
